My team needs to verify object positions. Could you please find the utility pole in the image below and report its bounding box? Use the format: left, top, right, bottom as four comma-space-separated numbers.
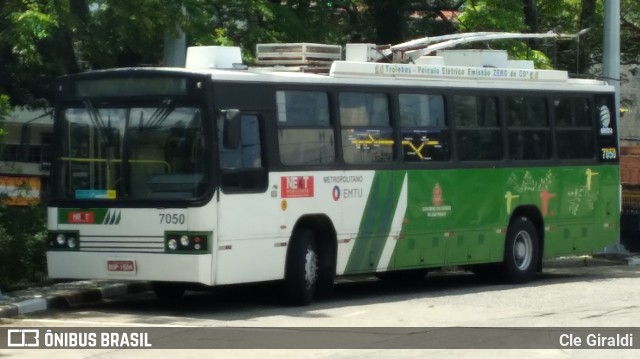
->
602, 0, 625, 254
163, 27, 186, 67
163, 6, 187, 68
603, 0, 620, 129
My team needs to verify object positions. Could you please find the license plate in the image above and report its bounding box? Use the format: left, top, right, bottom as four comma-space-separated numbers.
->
107, 259, 136, 274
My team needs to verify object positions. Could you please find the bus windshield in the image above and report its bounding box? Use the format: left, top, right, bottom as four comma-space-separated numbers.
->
53, 100, 208, 202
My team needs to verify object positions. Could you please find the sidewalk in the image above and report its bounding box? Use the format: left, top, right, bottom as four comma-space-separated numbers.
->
0, 254, 637, 319
0, 280, 150, 319
541, 252, 635, 268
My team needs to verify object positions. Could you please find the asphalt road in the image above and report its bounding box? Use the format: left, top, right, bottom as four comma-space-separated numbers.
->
1, 263, 640, 358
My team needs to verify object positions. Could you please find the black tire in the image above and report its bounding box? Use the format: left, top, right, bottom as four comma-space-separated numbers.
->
284, 228, 319, 306
501, 216, 540, 284
152, 282, 186, 301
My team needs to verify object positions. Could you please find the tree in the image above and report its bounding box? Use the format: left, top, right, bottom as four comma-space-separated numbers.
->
0, 0, 196, 107
0, 95, 9, 120
0, 1, 60, 107
621, 0, 640, 65
2, 0, 640, 110
0, 94, 9, 141
457, 0, 553, 68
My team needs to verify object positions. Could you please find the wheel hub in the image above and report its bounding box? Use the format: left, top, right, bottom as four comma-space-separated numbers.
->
304, 247, 318, 289
514, 230, 533, 270
515, 241, 526, 259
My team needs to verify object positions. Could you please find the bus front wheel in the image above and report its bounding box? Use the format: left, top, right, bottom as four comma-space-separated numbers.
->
502, 216, 539, 284
284, 228, 319, 306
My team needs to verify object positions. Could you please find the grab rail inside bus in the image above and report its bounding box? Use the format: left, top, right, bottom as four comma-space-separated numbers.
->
58, 157, 173, 190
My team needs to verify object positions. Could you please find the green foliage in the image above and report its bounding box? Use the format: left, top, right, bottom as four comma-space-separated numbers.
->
456, 0, 554, 68
187, 0, 352, 63
0, 97, 48, 288
458, 0, 527, 32
1, 0, 638, 107
455, 0, 614, 72
621, 0, 640, 64
81, 0, 189, 68
0, 94, 9, 138
0, 94, 9, 119
6, 0, 59, 66
0, 204, 48, 291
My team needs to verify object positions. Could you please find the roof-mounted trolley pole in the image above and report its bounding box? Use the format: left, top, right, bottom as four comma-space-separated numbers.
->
386, 31, 592, 63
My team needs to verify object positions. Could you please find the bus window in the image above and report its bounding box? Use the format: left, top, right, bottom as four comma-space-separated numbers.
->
454, 95, 502, 161
554, 98, 595, 159
399, 94, 450, 162
506, 96, 552, 160
57, 106, 206, 200
339, 92, 393, 164
399, 94, 445, 127
276, 91, 335, 165
218, 114, 267, 191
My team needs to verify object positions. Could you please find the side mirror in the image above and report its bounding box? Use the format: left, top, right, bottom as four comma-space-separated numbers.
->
222, 109, 241, 149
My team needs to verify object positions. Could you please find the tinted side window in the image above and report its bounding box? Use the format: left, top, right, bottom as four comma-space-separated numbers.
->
454, 95, 502, 161
339, 92, 393, 164
276, 91, 335, 165
506, 96, 552, 160
219, 115, 262, 169
218, 114, 267, 192
554, 98, 595, 159
399, 94, 450, 161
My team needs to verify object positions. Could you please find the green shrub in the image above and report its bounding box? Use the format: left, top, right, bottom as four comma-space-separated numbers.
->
0, 203, 48, 291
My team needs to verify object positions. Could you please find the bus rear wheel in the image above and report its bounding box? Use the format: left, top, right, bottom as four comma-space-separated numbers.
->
501, 216, 539, 284
284, 228, 319, 306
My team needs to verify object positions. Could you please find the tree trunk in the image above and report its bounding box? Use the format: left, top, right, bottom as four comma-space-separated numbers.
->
522, 0, 539, 33
366, 0, 406, 45
578, 0, 597, 73
51, 0, 91, 74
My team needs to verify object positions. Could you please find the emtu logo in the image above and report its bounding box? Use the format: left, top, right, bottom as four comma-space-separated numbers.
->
7, 329, 39, 347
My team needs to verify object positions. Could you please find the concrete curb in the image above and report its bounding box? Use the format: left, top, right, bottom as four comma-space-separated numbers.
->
0, 281, 150, 319
542, 254, 631, 268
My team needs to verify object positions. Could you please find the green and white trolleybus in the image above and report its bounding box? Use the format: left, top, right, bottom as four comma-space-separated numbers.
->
46, 40, 620, 305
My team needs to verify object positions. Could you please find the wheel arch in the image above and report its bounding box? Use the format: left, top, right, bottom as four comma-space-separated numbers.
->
509, 205, 545, 272
289, 214, 338, 280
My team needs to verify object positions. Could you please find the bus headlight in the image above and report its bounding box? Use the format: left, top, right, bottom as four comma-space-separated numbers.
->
164, 232, 210, 253
167, 239, 178, 251
47, 231, 80, 251
180, 235, 190, 247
